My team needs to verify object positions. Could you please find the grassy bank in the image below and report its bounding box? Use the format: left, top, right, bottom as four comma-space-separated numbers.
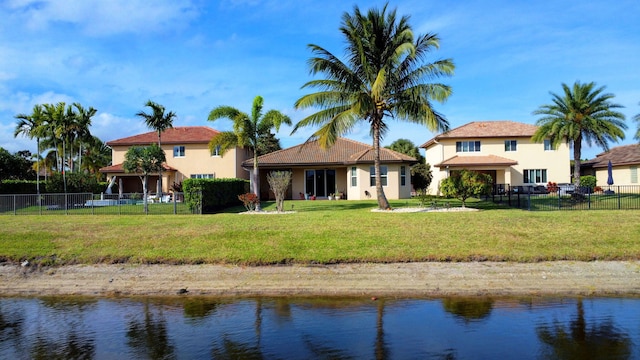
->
1, 199, 639, 265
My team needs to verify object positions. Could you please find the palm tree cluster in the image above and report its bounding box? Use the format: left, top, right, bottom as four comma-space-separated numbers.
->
13, 102, 109, 193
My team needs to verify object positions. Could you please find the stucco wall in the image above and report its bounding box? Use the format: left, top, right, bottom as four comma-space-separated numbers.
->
424, 137, 570, 195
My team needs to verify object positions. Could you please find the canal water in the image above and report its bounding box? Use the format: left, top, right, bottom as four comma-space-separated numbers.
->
1, 296, 638, 359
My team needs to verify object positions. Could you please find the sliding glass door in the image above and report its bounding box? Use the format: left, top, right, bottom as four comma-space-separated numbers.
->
305, 169, 336, 197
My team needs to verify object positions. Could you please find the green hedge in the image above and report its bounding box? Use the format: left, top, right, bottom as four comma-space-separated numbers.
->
0, 174, 110, 194
183, 178, 250, 213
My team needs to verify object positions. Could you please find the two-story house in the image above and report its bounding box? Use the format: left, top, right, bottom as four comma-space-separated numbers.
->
420, 121, 570, 195
99, 126, 250, 194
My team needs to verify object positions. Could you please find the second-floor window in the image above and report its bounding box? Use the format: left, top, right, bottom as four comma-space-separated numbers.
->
544, 139, 553, 151
211, 145, 221, 156
173, 146, 185, 158
456, 141, 481, 152
504, 140, 517, 151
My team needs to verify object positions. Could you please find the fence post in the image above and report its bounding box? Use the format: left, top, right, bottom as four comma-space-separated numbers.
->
13, 195, 16, 215
618, 186, 621, 209
173, 195, 177, 215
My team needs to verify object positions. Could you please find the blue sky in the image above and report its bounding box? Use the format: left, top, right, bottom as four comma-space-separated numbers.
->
2, 0, 639, 160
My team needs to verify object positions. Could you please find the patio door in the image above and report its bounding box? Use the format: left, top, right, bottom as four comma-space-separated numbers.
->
305, 169, 336, 197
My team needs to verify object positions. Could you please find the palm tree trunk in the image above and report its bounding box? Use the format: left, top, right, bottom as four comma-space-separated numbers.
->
157, 132, 163, 198
573, 135, 582, 188
373, 121, 390, 210
253, 152, 262, 211
36, 138, 40, 196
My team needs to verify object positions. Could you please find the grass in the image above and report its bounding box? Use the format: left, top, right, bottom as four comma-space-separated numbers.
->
1, 198, 639, 266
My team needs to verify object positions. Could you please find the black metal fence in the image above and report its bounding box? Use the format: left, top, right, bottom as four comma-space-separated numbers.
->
0, 192, 201, 215
490, 184, 640, 211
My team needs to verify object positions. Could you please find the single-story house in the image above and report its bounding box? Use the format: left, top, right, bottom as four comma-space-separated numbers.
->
420, 121, 571, 195
245, 137, 417, 200
100, 126, 251, 194
581, 144, 640, 186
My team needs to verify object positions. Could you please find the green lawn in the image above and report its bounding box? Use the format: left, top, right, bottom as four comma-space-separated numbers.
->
1, 198, 639, 265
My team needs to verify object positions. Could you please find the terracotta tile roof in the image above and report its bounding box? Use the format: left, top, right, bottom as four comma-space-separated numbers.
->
106, 126, 220, 146
99, 163, 176, 173
244, 137, 416, 168
582, 144, 640, 168
420, 121, 539, 148
435, 155, 518, 168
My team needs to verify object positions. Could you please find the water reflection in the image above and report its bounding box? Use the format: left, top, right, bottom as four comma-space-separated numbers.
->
0, 296, 638, 359
537, 299, 632, 359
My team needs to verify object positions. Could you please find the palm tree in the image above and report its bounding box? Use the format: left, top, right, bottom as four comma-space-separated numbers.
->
81, 136, 111, 180
292, 3, 454, 209
136, 100, 176, 196
532, 81, 626, 188
633, 102, 640, 141
14, 104, 47, 195
71, 103, 97, 173
208, 95, 291, 211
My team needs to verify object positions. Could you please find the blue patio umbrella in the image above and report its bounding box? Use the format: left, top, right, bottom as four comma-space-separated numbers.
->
607, 160, 614, 185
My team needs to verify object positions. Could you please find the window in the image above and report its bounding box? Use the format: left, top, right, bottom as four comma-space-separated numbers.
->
504, 140, 517, 152
173, 146, 185, 158
544, 139, 553, 151
400, 166, 406, 186
351, 167, 357, 187
456, 141, 481, 152
190, 174, 214, 179
211, 145, 221, 156
370, 166, 388, 186
631, 166, 638, 184
523, 169, 547, 183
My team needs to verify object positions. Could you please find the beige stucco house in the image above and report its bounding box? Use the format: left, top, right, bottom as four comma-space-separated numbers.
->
100, 126, 250, 194
246, 138, 417, 200
581, 144, 640, 186
420, 121, 571, 195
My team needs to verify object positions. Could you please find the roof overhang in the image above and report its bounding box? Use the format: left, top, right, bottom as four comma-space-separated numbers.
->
434, 155, 518, 168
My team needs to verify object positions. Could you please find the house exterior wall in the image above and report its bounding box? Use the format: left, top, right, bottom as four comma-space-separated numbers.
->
347, 164, 412, 200
425, 137, 570, 195
109, 143, 249, 193
595, 165, 639, 186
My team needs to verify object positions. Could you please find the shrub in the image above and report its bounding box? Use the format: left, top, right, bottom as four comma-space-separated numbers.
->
183, 178, 250, 213
267, 170, 292, 212
579, 175, 597, 193
238, 193, 259, 212
440, 170, 492, 207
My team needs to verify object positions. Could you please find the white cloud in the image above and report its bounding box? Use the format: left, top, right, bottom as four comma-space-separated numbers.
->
4, 0, 200, 36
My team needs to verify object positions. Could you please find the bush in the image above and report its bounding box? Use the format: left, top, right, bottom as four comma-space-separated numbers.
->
579, 175, 597, 193
183, 178, 250, 213
0, 174, 110, 194
238, 193, 259, 212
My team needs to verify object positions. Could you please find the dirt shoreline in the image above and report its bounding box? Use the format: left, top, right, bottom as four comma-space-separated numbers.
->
2, 261, 640, 297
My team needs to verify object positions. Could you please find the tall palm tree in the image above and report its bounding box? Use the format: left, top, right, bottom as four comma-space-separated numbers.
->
42, 102, 74, 193
14, 104, 47, 194
633, 102, 640, 141
208, 95, 291, 211
292, 3, 454, 209
532, 82, 627, 188
71, 103, 97, 173
136, 100, 176, 196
